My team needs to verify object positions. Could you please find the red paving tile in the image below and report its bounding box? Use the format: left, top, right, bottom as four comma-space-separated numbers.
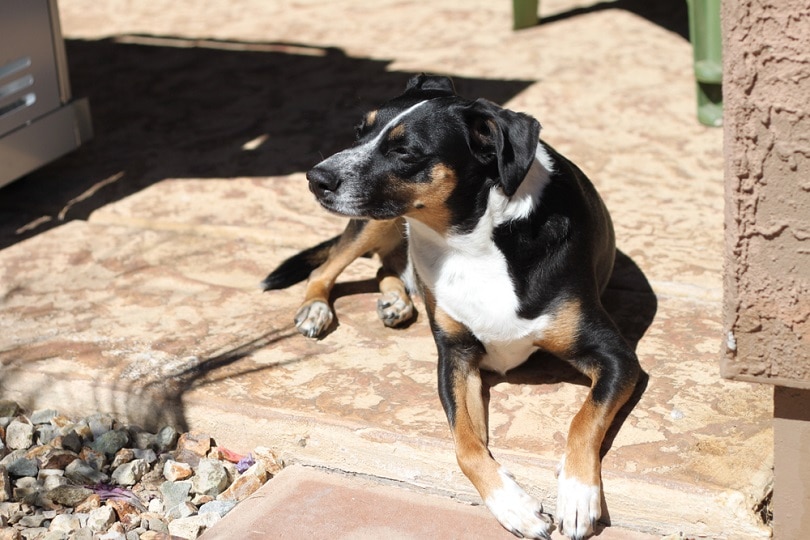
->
201, 465, 659, 540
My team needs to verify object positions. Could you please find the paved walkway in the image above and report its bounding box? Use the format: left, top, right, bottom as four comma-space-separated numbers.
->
0, 1, 772, 538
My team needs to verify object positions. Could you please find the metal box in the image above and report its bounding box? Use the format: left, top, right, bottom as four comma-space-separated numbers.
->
0, 0, 92, 188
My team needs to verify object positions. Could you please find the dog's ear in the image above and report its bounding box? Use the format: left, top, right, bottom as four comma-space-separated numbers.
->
463, 99, 540, 197
404, 74, 457, 96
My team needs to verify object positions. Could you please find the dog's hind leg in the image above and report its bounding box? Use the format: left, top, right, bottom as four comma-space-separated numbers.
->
427, 294, 552, 540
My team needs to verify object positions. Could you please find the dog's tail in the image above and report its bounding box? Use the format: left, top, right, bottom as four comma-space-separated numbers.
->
261, 235, 340, 291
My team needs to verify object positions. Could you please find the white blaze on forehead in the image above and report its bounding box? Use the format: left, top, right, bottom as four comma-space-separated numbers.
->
319, 99, 429, 171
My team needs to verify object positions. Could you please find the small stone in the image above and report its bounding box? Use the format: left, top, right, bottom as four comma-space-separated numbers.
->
65, 459, 108, 485
198, 499, 236, 517
142, 511, 169, 533
154, 427, 178, 453
75, 493, 101, 513
13, 477, 41, 504
91, 430, 129, 458
38, 470, 67, 491
38, 448, 79, 470
0, 467, 10, 502
5, 455, 38, 478
87, 413, 115, 438
46, 485, 93, 507
0, 401, 21, 418
35, 425, 59, 446
159, 480, 191, 511
167, 516, 201, 539
0, 531, 21, 540
72, 529, 93, 540
107, 498, 142, 526
111, 448, 135, 469
133, 448, 157, 465
42, 532, 68, 540
191, 459, 229, 497
253, 446, 284, 476
29, 410, 58, 426
164, 500, 196, 520
147, 498, 163, 513
78, 447, 106, 471
162, 460, 192, 482
133, 431, 156, 451
48, 512, 81, 534
5, 419, 34, 450
112, 459, 148, 486
19, 512, 48, 527
139, 532, 171, 540
87, 505, 116, 532
52, 431, 82, 453
19, 527, 48, 540
217, 462, 266, 502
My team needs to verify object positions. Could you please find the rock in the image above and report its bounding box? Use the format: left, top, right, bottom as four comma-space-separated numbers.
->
51, 431, 82, 454
133, 448, 157, 465
217, 462, 266, 502
13, 477, 41, 504
29, 410, 58, 426
91, 430, 129, 458
158, 481, 191, 511
139, 532, 172, 540
253, 446, 284, 476
35, 425, 59, 446
141, 511, 169, 533
5, 420, 34, 451
78, 447, 106, 471
0, 401, 21, 418
164, 500, 196, 521
173, 432, 211, 468
48, 512, 81, 534
19, 527, 48, 540
154, 427, 178, 453
64, 459, 108, 485
167, 516, 201, 540
87, 505, 116, 532
111, 459, 148, 486
4, 453, 38, 478
111, 448, 135, 469
75, 493, 101, 513
0, 467, 11, 502
42, 532, 68, 540
46, 485, 93, 507
162, 460, 192, 482
191, 459, 229, 497
107, 498, 142, 526
132, 431, 156, 451
38, 448, 79, 471
38, 470, 67, 492
72, 529, 93, 540
0, 530, 21, 540
18, 512, 48, 527
198, 499, 236, 517
87, 414, 115, 439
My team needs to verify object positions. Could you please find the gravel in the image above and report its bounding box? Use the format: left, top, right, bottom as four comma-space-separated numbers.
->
0, 400, 283, 540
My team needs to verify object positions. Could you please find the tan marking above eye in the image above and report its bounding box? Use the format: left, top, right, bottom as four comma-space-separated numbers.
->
365, 110, 378, 126
388, 123, 405, 140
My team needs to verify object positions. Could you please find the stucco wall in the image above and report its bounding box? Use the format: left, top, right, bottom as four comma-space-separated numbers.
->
721, 0, 810, 387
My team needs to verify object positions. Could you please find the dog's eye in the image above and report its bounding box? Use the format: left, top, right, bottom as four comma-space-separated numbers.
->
354, 123, 365, 140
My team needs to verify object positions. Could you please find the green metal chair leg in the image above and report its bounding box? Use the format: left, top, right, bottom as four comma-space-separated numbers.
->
687, 0, 723, 126
513, 0, 539, 30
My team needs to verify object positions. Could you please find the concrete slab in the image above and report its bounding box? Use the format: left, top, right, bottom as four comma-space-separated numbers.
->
0, 0, 773, 538
200, 464, 659, 540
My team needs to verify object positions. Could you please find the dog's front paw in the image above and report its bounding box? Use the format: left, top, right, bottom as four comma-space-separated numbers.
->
555, 460, 601, 540
294, 300, 333, 338
376, 290, 415, 328
485, 468, 552, 540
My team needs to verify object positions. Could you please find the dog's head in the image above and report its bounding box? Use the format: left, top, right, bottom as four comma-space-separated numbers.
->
307, 74, 541, 232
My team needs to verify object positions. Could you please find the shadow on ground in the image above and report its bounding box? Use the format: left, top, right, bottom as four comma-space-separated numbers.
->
539, 0, 689, 40
0, 35, 533, 250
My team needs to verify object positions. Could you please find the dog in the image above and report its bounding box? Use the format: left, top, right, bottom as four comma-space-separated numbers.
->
263, 75, 641, 540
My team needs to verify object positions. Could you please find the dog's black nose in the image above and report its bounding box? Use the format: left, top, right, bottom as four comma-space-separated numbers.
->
307, 166, 341, 195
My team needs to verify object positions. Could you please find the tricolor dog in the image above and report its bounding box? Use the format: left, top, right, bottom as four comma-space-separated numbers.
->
263, 75, 641, 540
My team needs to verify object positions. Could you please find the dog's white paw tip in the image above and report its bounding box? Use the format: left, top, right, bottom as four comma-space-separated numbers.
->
556, 471, 601, 540
486, 469, 552, 540
294, 301, 333, 338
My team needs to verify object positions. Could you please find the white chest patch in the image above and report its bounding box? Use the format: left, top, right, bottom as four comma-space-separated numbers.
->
407, 148, 555, 373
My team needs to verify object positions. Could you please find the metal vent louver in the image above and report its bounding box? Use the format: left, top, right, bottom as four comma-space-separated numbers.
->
0, 56, 37, 119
